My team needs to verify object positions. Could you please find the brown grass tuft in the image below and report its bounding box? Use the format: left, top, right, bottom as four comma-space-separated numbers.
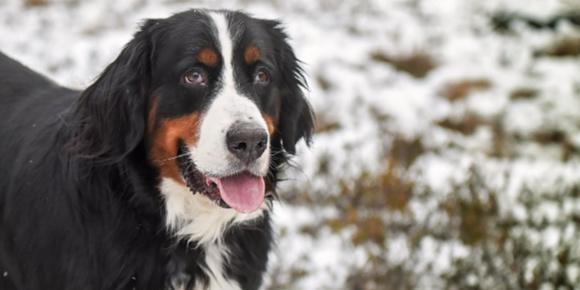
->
24, 0, 48, 6
536, 37, 580, 57
533, 129, 578, 161
437, 113, 486, 135
351, 215, 386, 246
440, 79, 492, 102
370, 50, 437, 78
315, 73, 332, 91
510, 87, 539, 100
314, 113, 341, 133
389, 137, 425, 168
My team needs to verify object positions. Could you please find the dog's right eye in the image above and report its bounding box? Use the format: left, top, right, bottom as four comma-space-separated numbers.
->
182, 68, 208, 87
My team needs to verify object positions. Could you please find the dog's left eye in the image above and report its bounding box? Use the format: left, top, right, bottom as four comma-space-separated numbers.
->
182, 68, 208, 87
254, 68, 270, 86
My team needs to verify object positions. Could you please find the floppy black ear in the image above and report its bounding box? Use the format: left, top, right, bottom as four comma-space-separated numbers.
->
267, 21, 315, 154
68, 19, 161, 164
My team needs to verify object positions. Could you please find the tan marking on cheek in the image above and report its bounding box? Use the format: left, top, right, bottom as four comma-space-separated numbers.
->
198, 48, 218, 67
263, 115, 276, 135
244, 44, 261, 64
149, 113, 200, 184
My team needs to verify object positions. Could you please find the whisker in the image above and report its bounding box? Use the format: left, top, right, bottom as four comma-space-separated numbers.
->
185, 159, 194, 172
154, 152, 190, 164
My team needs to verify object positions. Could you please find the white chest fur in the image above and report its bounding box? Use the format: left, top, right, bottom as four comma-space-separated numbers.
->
167, 241, 241, 290
195, 242, 241, 290
160, 177, 266, 290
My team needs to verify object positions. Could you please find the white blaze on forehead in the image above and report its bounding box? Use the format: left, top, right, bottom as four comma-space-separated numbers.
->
189, 12, 270, 177
210, 12, 235, 94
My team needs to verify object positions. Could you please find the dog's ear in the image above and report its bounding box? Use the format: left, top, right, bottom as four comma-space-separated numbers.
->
266, 20, 315, 154
68, 19, 163, 164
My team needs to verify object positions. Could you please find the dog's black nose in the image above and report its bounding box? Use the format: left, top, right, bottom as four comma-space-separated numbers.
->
226, 122, 268, 164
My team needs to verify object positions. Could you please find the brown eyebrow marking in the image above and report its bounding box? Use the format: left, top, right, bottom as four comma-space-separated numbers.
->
244, 44, 261, 64
197, 48, 219, 67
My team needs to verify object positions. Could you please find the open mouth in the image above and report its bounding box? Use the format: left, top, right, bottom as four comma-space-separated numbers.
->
176, 144, 266, 213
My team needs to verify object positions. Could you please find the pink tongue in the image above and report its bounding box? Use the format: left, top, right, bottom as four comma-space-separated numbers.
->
212, 173, 265, 213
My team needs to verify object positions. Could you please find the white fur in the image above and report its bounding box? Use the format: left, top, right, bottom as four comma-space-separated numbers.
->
195, 242, 241, 290
167, 241, 241, 290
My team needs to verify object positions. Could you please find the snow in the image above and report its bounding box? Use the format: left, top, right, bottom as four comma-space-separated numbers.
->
1, 0, 580, 289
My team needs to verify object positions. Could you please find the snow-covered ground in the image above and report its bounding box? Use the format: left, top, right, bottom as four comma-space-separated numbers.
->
2, 0, 580, 289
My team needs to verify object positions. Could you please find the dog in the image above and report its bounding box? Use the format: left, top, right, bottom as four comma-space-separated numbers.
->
0, 9, 314, 290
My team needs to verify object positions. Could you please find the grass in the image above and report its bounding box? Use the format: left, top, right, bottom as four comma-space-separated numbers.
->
439, 79, 492, 102
24, 0, 48, 6
437, 113, 487, 135
370, 50, 437, 78
535, 36, 580, 58
314, 113, 342, 133
532, 129, 577, 161
315, 73, 333, 91
510, 87, 539, 100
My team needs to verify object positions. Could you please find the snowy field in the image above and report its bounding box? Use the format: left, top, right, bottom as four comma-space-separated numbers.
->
2, 0, 580, 289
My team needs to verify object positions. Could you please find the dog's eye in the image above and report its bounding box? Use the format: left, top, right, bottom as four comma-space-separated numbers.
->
183, 68, 208, 87
254, 68, 270, 86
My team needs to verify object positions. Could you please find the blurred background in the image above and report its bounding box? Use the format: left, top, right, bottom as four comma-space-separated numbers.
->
2, 0, 580, 289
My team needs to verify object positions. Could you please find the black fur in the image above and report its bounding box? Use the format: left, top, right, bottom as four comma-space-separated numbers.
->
0, 9, 313, 290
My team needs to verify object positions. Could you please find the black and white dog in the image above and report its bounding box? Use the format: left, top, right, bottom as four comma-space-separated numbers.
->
0, 9, 313, 290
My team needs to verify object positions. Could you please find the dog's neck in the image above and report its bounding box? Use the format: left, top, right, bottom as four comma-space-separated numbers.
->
157, 173, 273, 290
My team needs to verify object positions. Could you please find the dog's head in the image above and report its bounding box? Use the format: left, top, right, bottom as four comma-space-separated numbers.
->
70, 9, 313, 234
